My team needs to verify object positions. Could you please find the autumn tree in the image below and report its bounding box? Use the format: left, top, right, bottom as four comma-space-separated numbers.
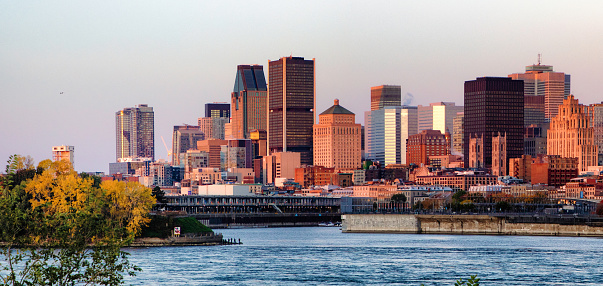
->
0, 156, 155, 285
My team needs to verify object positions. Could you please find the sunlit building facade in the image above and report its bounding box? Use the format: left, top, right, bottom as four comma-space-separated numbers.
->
370, 85, 401, 111
365, 106, 418, 166
115, 104, 154, 161
231, 65, 268, 139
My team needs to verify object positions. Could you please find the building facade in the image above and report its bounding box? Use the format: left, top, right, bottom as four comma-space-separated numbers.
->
417, 102, 463, 144
464, 77, 524, 171
171, 125, 205, 166
268, 56, 315, 165
586, 103, 603, 166
231, 65, 268, 139
370, 85, 401, 111
115, 104, 154, 161
313, 99, 361, 170
205, 102, 230, 119
508, 62, 570, 124
196, 139, 227, 169
198, 117, 227, 140
452, 112, 464, 155
52, 145, 75, 167
263, 152, 301, 185
221, 139, 252, 170
365, 106, 418, 166
406, 130, 451, 166
547, 95, 598, 171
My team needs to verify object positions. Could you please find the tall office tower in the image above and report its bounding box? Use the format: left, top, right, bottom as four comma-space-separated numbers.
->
221, 139, 252, 170
171, 125, 205, 166
587, 103, 603, 165
452, 112, 464, 155
52, 145, 75, 167
365, 106, 418, 166
464, 77, 524, 170
548, 95, 598, 171
198, 117, 227, 140
370, 85, 401, 111
268, 56, 315, 165
196, 139, 227, 169
205, 102, 230, 119
417, 102, 463, 149
231, 65, 268, 139
313, 99, 361, 170
116, 104, 154, 161
509, 61, 570, 125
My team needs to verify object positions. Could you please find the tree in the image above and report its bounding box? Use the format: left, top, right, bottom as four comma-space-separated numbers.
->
152, 186, 168, 210
391, 194, 407, 212
0, 157, 155, 285
455, 274, 480, 286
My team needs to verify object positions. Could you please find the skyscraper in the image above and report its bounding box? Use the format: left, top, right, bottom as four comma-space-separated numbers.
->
371, 85, 401, 111
171, 125, 205, 166
231, 65, 268, 139
509, 61, 570, 125
464, 77, 524, 170
548, 96, 598, 171
452, 112, 464, 155
205, 102, 230, 119
268, 56, 315, 165
116, 104, 154, 161
198, 117, 227, 140
313, 99, 361, 170
365, 106, 418, 166
417, 102, 463, 149
587, 103, 603, 166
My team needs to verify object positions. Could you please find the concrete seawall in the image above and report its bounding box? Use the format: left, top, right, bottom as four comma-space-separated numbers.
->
341, 214, 603, 237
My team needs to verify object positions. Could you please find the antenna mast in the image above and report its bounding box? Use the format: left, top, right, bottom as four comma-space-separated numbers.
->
537, 53, 541, 65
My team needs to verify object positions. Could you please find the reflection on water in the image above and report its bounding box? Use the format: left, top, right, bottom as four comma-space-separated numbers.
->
125, 227, 603, 285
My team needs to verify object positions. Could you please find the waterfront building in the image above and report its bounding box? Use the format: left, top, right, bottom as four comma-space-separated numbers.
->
52, 145, 74, 167
313, 99, 362, 170
365, 106, 418, 166
531, 155, 578, 187
205, 102, 230, 119
417, 102, 463, 149
268, 56, 315, 165
371, 85, 401, 111
196, 139, 227, 169
171, 125, 204, 166
508, 61, 570, 124
231, 65, 268, 139
452, 112, 464, 155
406, 129, 451, 167
415, 171, 498, 191
198, 117, 227, 140
262, 152, 301, 185
294, 165, 335, 188
364, 164, 409, 182
547, 95, 598, 171
464, 77, 524, 171
221, 139, 253, 170
564, 179, 603, 200
115, 104, 154, 161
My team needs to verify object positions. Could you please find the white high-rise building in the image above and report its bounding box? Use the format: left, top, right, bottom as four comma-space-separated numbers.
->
365, 106, 417, 166
418, 102, 463, 135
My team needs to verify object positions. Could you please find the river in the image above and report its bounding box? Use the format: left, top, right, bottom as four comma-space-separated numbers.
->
125, 227, 603, 285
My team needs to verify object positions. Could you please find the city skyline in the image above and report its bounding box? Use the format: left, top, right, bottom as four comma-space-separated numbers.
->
2, 1, 603, 172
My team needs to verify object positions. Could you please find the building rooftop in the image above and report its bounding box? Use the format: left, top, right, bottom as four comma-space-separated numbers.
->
320, 99, 354, 115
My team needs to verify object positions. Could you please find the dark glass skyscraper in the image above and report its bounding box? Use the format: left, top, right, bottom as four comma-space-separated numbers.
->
116, 104, 154, 161
268, 56, 315, 165
464, 77, 524, 170
205, 103, 230, 119
231, 65, 267, 139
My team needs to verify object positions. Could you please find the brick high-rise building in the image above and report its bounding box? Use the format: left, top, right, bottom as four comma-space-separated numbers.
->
406, 130, 450, 166
313, 99, 361, 170
268, 56, 315, 165
196, 139, 227, 169
231, 65, 267, 139
371, 85, 401, 111
509, 61, 570, 125
116, 104, 154, 161
171, 125, 204, 166
464, 77, 524, 171
547, 95, 598, 171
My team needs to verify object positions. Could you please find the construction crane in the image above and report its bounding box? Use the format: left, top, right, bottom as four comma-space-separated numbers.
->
160, 136, 173, 162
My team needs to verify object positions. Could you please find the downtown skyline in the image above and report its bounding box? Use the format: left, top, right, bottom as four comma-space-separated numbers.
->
2, 1, 603, 172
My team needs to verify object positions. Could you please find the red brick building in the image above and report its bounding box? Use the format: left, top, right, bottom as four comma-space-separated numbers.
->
406, 130, 450, 166
531, 155, 578, 187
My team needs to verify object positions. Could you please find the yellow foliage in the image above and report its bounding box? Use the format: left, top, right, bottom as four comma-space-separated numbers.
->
100, 180, 156, 237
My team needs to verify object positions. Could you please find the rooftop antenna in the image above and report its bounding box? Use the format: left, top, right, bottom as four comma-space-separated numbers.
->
537, 53, 541, 65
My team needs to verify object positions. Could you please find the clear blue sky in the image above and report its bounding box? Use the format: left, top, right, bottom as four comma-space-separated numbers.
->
1, 1, 602, 173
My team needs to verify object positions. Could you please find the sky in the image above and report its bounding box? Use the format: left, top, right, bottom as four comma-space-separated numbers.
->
2, 1, 603, 173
